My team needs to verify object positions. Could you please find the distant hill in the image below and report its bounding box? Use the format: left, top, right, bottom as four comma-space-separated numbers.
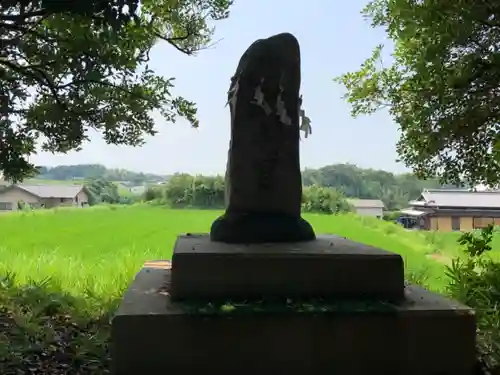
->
35, 164, 168, 185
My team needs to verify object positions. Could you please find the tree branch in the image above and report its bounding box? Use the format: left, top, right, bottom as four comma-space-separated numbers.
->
0, 57, 69, 112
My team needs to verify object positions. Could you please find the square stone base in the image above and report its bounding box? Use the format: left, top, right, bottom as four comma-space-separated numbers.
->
112, 266, 476, 375
170, 234, 405, 301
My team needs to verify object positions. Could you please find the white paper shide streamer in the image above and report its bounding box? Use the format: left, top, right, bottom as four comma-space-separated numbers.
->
226, 74, 312, 140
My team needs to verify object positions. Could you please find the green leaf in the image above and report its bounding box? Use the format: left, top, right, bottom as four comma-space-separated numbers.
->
335, 0, 500, 186
0, 0, 233, 181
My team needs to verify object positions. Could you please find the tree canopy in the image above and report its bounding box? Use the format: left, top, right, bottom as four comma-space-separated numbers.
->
301, 163, 440, 210
335, 0, 500, 186
1, 0, 232, 182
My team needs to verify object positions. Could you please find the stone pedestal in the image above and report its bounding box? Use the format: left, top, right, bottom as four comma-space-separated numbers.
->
112, 264, 476, 375
170, 234, 404, 301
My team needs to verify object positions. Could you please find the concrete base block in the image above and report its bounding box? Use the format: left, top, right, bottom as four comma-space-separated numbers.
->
112, 265, 476, 375
170, 234, 405, 301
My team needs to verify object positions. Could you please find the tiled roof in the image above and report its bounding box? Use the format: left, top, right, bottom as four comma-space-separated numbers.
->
410, 189, 500, 208
347, 199, 385, 208
15, 184, 85, 199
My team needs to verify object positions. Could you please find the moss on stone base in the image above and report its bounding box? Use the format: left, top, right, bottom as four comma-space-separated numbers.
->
180, 296, 400, 316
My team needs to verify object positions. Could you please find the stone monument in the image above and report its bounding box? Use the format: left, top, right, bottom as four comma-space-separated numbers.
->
210, 32, 315, 243
112, 33, 477, 375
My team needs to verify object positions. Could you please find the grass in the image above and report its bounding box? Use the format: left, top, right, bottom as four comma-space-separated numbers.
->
0, 205, 476, 373
0, 207, 450, 297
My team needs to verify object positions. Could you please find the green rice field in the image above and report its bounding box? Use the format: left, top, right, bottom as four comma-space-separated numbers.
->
0, 204, 471, 298
2, 204, 497, 374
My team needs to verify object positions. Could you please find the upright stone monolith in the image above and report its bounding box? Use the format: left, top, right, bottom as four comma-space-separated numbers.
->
210, 33, 315, 243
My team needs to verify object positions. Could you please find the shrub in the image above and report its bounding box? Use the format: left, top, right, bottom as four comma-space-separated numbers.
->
143, 187, 162, 202
446, 225, 500, 372
301, 185, 352, 214
382, 211, 401, 221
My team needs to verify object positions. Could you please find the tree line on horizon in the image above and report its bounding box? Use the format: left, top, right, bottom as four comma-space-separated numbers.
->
143, 174, 354, 214
36, 164, 166, 185
33, 163, 443, 210
142, 164, 441, 211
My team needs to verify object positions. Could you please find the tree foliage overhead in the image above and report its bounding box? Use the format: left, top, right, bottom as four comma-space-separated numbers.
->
335, 0, 500, 186
1, 0, 232, 182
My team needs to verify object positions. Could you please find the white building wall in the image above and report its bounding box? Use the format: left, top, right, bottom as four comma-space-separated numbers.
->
355, 207, 383, 217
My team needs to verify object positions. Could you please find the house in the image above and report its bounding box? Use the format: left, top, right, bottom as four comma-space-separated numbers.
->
400, 188, 500, 232
0, 184, 90, 211
347, 199, 385, 218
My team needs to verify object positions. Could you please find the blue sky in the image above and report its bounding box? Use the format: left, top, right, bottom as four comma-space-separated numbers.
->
33, 0, 406, 175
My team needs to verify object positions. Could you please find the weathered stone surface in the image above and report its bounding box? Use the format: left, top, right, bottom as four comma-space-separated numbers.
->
112, 265, 476, 375
210, 32, 315, 243
170, 234, 405, 301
